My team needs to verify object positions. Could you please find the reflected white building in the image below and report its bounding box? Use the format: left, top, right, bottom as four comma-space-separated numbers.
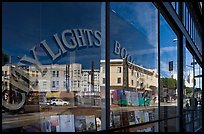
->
2, 64, 100, 94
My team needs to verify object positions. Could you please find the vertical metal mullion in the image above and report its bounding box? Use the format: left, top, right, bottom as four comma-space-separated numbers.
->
183, 3, 185, 27
184, 3, 186, 27
191, 17, 192, 39
188, 9, 189, 33
193, 23, 195, 42
190, 15, 192, 38
191, 18, 192, 40
192, 21, 193, 41
193, 23, 195, 43
189, 13, 191, 37
105, 1, 110, 131
187, 7, 189, 32
190, 14, 191, 38
186, 7, 188, 32
101, 2, 110, 131
194, 25, 196, 44
189, 14, 191, 38
175, 2, 177, 12
195, 29, 197, 45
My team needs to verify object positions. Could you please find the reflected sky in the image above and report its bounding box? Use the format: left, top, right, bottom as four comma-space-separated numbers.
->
110, 2, 158, 70
2, 2, 102, 69
3, 2, 179, 77
160, 14, 177, 78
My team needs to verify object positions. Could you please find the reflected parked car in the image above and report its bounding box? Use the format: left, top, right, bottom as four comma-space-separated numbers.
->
48, 99, 69, 106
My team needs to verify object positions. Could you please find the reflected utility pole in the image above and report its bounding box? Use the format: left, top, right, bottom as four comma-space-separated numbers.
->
90, 61, 94, 106
66, 64, 70, 93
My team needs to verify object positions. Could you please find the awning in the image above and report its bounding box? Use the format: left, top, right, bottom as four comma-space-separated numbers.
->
45, 91, 74, 98
45, 91, 61, 98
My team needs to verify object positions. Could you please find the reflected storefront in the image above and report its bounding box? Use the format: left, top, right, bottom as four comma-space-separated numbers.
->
2, 2, 105, 132
2, 2, 202, 132
109, 2, 159, 132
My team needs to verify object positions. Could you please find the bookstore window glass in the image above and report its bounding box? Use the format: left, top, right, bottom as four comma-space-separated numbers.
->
183, 41, 194, 132
194, 60, 202, 131
2, 2, 105, 132
160, 118, 179, 132
160, 14, 178, 120
109, 2, 159, 132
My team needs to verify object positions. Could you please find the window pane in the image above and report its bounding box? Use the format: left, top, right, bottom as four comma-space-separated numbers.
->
109, 2, 158, 131
185, 7, 189, 31
160, 14, 178, 119
2, 2, 105, 132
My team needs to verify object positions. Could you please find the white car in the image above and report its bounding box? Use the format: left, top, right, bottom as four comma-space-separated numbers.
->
50, 99, 69, 106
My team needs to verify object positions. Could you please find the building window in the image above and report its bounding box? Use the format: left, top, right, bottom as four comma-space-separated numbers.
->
56, 81, 59, 87
52, 71, 55, 77
63, 81, 66, 88
31, 71, 35, 77
137, 81, 139, 87
131, 80, 134, 86
42, 81, 47, 89
117, 77, 121, 84
52, 81, 56, 88
64, 71, 66, 76
78, 70, 80, 75
74, 70, 77, 75
78, 81, 80, 87
103, 67, 105, 73
36, 71, 38, 77
131, 69, 134, 76
43, 81, 47, 86
117, 67, 122, 73
140, 82, 143, 87
103, 78, 105, 84
5, 82, 8, 87
56, 71, 59, 77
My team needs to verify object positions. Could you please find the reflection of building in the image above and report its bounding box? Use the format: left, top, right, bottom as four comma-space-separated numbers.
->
28, 64, 82, 92
81, 69, 100, 95
2, 65, 31, 92
2, 65, 10, 91
2, 63, 101, 104
100, 59, 158, 106
100, 59, 158, 91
